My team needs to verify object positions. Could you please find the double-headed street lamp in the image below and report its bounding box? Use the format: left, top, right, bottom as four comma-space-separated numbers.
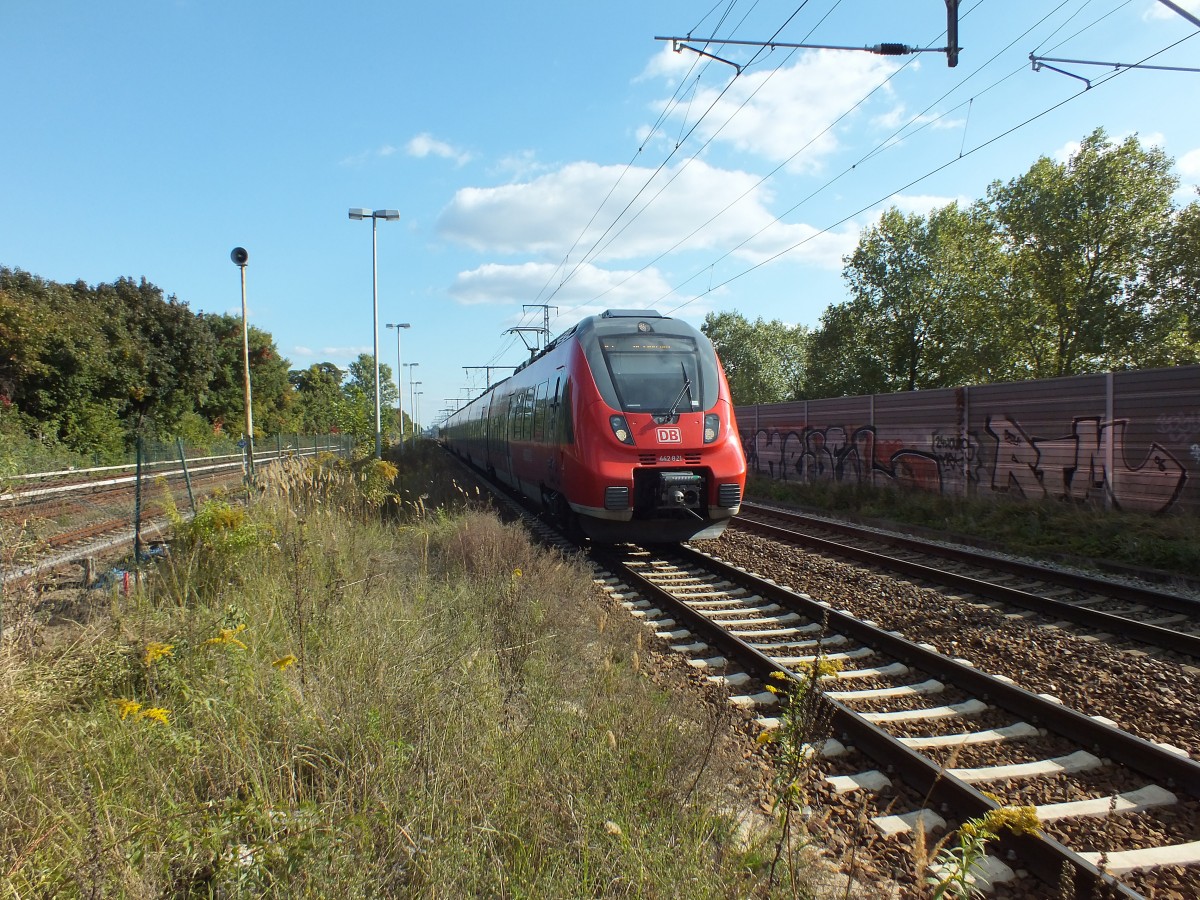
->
403, 363, 419, 440
385, 322, 410, 450
348, 207, 399, 459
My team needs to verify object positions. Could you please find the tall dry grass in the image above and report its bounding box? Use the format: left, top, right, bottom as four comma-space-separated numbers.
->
1, 449, 802, 898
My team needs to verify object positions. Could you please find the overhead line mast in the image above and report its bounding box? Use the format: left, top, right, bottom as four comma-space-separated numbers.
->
463, 366, 512, 390
657, 0, 962, 69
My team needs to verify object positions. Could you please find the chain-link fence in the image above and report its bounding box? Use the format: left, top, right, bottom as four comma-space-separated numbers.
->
0, 433, 355, 589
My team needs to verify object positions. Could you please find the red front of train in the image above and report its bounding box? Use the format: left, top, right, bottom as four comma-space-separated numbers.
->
442, 309, 746, 543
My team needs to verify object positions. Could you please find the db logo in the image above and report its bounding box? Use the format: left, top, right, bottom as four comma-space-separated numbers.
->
656, 427, 682, 444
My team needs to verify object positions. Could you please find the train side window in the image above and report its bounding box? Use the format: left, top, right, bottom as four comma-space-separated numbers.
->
532, 380, 547, 442
560, 379, 574, 445
521, 387, 533, 440
547, 376, 560, 439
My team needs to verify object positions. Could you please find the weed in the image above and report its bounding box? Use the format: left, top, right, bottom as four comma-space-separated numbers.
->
2, 452, 797, 897
748, 474, 1199, 574
758, 620, 843, 894
925, 799, 1040, 899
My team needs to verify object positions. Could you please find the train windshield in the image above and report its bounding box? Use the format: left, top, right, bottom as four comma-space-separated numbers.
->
599, 334, 710, 414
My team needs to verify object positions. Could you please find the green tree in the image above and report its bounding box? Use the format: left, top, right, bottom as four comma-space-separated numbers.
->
1135, 198, 1200, 367
92, 277, 219, 441
339, 354, 399, 444
701, 311, 809, 405
807, 202, 1005, 397
197, 313, 294, 441
290, 363, 346, 433
987, 128, 1178, 376
1, 269, 148, 457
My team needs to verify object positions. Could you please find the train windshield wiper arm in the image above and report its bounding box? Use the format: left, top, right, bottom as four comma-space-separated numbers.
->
667, 363, 692, 417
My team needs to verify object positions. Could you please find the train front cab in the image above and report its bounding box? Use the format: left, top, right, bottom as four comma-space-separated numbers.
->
566, 310, 746, 544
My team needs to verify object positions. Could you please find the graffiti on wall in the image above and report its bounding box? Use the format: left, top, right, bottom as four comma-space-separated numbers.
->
743, 413, 1189, 514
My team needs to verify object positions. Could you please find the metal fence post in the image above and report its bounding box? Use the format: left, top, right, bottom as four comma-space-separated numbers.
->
176, 438, 196, 513
1106, 372, 1115, 510
134, 435, 144, 584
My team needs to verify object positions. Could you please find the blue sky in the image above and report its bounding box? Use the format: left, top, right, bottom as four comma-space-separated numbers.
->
4, 1, 1199, 430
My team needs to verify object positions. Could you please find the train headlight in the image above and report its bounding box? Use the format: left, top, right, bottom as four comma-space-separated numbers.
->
703, 413, 720, 444
609, 415, 635, 445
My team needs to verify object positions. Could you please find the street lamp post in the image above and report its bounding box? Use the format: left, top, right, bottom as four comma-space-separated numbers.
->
385, 322, 410, 451
348, 207, 400, 459
410, 381, 422, 438
415, 391, 424, 435
403, 363, 419, 440
230, 247, 254, 482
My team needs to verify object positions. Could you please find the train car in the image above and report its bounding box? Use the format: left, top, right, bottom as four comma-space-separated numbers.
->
442, 309, 746, 543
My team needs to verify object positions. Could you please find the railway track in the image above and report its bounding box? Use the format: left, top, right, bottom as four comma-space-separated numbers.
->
450, 455, 1200, 897
734, 501, 1200, 661
1, 446, 341, 589
589, 541, 1200, 899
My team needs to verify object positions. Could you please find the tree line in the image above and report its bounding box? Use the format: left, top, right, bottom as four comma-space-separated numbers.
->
704, 128, 1199, 403
0, 267, 403, 463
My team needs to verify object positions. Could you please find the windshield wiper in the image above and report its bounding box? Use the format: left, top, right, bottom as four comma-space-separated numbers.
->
667, 362, 693, 417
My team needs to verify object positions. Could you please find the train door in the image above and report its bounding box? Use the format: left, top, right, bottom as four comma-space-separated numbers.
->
546, 376, 563, 492
504, 390, 518, 485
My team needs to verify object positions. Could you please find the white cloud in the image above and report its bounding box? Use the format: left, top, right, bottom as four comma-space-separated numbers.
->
648, 49, 903, 173
447, 261, 673, 310
1178, 147, 1200, 200
489, 150, 551, 181
636, 42, 700, 84
319, 345, 371, 359
338, 145, 399, 167
1052, 130, 1166, 165
406, 133, 471, 166
1177, 147, 1200, 177
1051, 140, 1081, 164
1143, 0, 1200, 21
885, 194, 971, 217
437, 157, 851, 269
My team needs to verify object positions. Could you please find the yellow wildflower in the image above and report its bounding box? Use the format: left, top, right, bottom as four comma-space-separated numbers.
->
113, 699, 142, 720
205, 623, 248, 649
143, 642, 174, 666
272, 654, 297, 670
512, 568, 522, 578
958, 819, 994, 842
983, 805, 1040, 836
138, 707, 171, 726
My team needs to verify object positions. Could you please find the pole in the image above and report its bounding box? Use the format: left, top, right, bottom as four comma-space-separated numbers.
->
410, 380, 418, 438
387, 323, 410, 453
176, 437, 196, 513
395, 327, 404, 451
134, 435, 144, 590
239, 261, 255, 482
372, 216, 382, 459
404, 363, 419, 441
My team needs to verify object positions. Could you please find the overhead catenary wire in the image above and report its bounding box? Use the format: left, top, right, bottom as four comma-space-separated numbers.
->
525, 0, 748, 312
467, 0, 1186, 398
580, 0, 1134, 318
537, 1, 820, 314
661, 27, 1200, 317
554, 0, 982, 319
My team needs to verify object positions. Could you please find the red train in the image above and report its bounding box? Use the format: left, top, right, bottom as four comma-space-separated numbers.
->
441, 309, 746, 543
